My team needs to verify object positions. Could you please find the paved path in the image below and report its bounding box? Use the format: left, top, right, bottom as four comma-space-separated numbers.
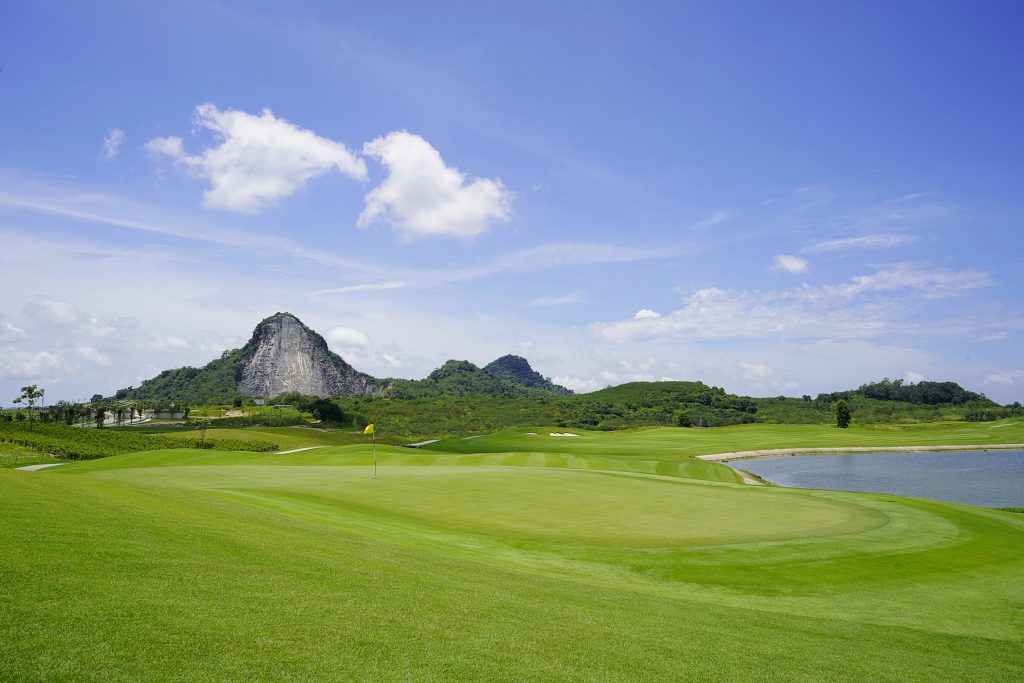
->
274, 446, 327, 455
16, 463, 66, 471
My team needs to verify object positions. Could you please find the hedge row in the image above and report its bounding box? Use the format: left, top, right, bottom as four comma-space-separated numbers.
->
0, 423, 277, 460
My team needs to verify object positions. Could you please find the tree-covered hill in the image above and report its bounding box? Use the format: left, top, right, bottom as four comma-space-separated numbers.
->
123, 349, 247, 404
756, 379, 1015, 424
482, 355, 572, 395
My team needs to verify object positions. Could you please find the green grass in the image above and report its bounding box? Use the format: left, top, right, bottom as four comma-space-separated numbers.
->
423, 420, 1024, 457
0, 442, 61, 469
2, 425, 1023, 680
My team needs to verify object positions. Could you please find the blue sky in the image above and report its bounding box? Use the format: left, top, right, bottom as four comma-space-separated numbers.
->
1, 0, 1022, 403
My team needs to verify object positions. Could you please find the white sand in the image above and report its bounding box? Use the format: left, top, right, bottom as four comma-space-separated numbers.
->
16, 463, 66, 471
275, 446, 327, 455
548, 432, 579, 437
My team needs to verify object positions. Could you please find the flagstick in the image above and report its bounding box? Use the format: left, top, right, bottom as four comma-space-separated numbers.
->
372, 431, 377, 479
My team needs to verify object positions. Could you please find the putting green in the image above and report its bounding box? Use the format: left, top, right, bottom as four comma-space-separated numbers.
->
80, 464, 882, 546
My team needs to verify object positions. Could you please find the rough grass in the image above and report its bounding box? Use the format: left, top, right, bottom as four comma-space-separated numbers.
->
2, 425, 1024, 680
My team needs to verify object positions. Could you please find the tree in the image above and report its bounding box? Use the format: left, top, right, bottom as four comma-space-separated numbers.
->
831, 399, 852, 428
13, 385, 44, 431
306, 399, 345, 424
95, 406, 107, 429
189, 418, 212, 446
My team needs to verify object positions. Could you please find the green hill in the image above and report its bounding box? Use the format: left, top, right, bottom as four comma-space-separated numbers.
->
482, 355, 572, 394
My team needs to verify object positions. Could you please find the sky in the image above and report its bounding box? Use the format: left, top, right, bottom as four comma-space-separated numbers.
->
1, 0, 1022, 404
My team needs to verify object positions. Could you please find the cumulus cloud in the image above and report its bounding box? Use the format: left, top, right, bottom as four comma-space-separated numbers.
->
0, 350, 61, 381
903, 370, 927, 383
633, 309, 662, 319
774, 254, 808, 273
358, 131, 512, 239
324, 327, 405, 370
552, 375, 603, 393
101, 128, 125, 160
738, 361, 797, 390
147, 104, 367, 213
327, 326, 370, 348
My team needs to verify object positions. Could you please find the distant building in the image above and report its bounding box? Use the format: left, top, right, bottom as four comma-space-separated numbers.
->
144, 409, 184, 420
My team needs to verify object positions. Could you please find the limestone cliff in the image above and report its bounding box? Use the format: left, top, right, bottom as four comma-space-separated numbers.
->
236, 313, 382, 398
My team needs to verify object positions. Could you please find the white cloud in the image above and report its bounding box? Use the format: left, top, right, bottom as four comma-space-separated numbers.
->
312, 281, 406, 296
147, 104, 367, 213
75, 346, 112, 367
738, 361, 797, 390
327, 326, 370, 348
592, 263, 994, 344
0, 321, 26, 341
903, 370, 927, 383
101, 129, 125, 160
0, 350, 61, 381
528, 291, 584, 307
515, 340, 536, 354
774, 254, 809, 273
23, 297, 85, 326
887, 192, 932, 203
552, 375, 603, 393
979, 331, 1008, 342
819, 262, 990, 299
805, 233, 918, 253
358, 131, 512, 239
985, 370, 1024, 387
633, 309, 662, 319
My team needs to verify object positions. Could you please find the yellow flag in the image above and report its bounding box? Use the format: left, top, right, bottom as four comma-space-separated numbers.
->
363, 423, 375, 435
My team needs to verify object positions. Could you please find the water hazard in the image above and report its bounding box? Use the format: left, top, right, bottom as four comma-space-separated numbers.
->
732, 450, 1024, 508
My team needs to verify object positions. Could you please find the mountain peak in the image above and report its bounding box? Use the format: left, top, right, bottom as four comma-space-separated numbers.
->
483, 355, 572, 395
236, 313, 379, 398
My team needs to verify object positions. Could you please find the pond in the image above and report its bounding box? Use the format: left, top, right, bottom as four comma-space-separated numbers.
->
732, 450, 1024, 508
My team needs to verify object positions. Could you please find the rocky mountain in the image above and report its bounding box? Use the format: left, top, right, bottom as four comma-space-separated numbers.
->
236, 313, 380, 397
483, 355, 572, 395
122, 313, 386, 402
118, 313, 571, 404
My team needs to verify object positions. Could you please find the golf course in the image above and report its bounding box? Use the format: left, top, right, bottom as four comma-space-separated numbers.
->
3, 421, 1024, 680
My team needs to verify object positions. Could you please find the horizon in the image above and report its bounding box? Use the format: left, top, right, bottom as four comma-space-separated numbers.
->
2, 1, 1023, 404
35, 308, 1018, 405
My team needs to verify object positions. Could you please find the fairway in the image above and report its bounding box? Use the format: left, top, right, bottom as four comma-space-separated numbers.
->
4, 429, 1024, 681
